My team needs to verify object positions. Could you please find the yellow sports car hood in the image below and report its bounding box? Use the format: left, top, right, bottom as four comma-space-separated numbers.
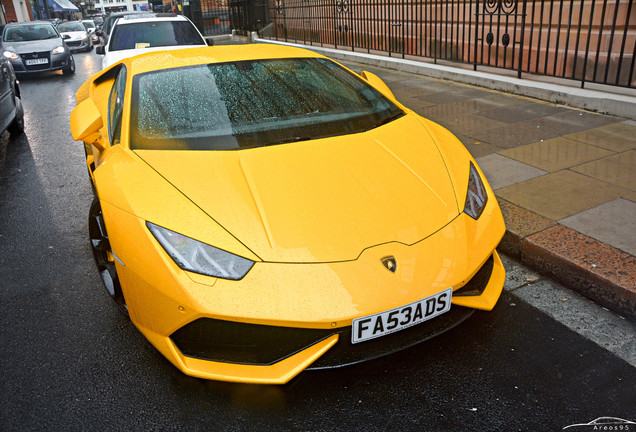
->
135, 115, 460, 263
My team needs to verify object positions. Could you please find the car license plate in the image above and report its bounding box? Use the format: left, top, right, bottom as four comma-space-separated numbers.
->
352, 288, 452, 344
25, 58, 48, 65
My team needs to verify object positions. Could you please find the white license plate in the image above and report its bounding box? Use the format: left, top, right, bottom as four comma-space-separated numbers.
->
352, 288, 452, 344
25, 58, 48, 65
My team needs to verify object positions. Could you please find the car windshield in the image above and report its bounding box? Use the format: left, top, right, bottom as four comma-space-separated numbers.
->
58, 21, 86, 32
109, 21, 203, 51
130, 58, 404, 151
3, 24, 58, 42
82, 21, 95, 29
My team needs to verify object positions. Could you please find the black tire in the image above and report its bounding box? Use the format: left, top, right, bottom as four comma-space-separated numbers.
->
63, 56, 75, 75
88, 197, 128, 314
7, 97, 24, 135
83, 144, 97, 193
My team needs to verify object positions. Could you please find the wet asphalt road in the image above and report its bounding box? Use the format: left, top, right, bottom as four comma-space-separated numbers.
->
0, 50, 634, 431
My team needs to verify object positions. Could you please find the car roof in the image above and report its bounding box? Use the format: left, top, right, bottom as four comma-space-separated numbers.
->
108, 11, 144, 17
115, 14, 189, 24
5, 20, 56, 27
103, 11, 148, 33
122, 12, 179, 19
58, 20, 84, 26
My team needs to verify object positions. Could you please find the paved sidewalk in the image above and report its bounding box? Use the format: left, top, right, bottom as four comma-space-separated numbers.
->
338, 60, 636, 321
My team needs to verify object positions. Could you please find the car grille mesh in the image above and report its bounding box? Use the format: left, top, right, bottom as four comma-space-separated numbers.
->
21, 51, 51, 71
453, 254, 494, 297
171, 319, 335, 366
22, 50, 49, 58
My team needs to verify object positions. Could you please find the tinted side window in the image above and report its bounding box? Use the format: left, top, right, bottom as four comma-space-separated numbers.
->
108, 66, 127, 146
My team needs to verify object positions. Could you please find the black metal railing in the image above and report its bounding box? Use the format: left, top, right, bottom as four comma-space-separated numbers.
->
230, 0, 271, 33
194, 0, 233, 35
254, 0, 635, 89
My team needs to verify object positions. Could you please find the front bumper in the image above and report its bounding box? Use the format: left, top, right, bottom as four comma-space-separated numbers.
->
101, 189, 505, 384
10, 53, 71, 74
170, 302, 477, 369
66, 39, 91, 51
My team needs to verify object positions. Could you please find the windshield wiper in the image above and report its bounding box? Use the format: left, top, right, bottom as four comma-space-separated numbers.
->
274, 136, 313, 145
370, 111, 404, 130
252, 136, 314, 148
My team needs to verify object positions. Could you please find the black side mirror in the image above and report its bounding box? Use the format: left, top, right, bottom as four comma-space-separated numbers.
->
96, 45, 105, 55
62, 34, 70, 40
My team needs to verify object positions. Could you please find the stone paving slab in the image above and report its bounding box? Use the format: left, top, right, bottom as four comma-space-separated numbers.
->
499, 137, 615, 172
337, 59, 636, 321
496, 170, 627, 220
479, 101, 568, 123
561, 199, 636, 256
474, 154, 547, 190
455, 135, 500, 158
565, 123, 636, 152
572, 149, 636, 191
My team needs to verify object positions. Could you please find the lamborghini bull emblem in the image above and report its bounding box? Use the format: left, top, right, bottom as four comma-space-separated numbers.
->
381, 256, 397, 273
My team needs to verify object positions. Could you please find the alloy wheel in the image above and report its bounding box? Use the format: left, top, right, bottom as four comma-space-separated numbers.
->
88, 197, 128, 313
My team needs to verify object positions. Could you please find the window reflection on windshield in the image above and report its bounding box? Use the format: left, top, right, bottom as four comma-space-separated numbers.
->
58, 22, 86, 32
3, 25, 58, 42
130, 58, 404, 151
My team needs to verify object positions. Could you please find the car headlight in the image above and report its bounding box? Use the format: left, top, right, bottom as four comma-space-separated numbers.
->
147, 222, 254, 280
52, 46, 65, 54
464, 161, 488, 220
3, 51, 19, 60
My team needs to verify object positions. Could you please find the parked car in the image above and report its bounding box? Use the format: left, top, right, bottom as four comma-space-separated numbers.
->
97, 14, 207, 69
1, 21, 75, 75
0, 55, 24, 136
91, 15, 104, 30
81, 19, 95, 31
81, 19, 99, 44
70, 44, 506, 384
58, 20, 92, 52
86, 14, 104, 29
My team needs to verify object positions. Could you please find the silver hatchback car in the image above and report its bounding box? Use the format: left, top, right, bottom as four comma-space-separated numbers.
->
1, 21, 75, 75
